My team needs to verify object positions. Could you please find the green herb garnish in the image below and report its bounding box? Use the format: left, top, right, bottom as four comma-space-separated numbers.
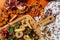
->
14, 23, 20, 28
8, 36, 13, 40
9, 27, 14, 33
26, 29, 32, 35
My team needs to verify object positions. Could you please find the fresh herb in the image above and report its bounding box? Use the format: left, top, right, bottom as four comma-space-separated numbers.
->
8, 36, 13, 40
9, 27, 14, 33
26, 29, 32, 35
14, 23, 20, 28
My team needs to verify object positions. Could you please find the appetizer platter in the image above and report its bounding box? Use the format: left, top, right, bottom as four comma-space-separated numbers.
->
0, 15, 55, 40
0, 0, 60, 40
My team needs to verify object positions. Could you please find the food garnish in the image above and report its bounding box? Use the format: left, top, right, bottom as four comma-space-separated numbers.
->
8, 36, 13, 40
9, 27, 14, 33
14, 23, 20, 28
